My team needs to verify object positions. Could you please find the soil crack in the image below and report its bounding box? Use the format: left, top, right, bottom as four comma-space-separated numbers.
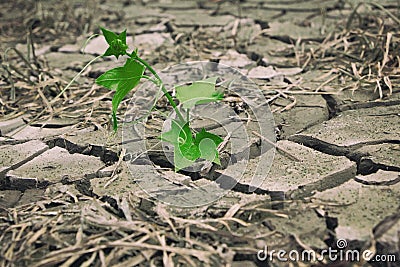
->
46, 137, 119, 164
288, 135, 400, 175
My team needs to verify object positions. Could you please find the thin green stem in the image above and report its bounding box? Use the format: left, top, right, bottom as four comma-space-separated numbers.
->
140, 75, 159, 85
130, 54, 185, 122
51, 55, 102, 104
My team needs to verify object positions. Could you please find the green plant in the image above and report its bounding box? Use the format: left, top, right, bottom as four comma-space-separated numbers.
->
95, 27, 224, 171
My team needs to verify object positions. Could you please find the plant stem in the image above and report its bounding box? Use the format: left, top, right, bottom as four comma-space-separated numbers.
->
52, 55, 102, 104
140, 75, 159, 85
131, 54, 185, 122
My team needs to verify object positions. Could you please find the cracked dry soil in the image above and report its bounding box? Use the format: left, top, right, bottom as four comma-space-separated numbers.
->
0, 0, 399, 266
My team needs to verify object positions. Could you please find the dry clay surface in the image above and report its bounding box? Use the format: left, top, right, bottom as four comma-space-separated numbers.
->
0, 0, 399, 266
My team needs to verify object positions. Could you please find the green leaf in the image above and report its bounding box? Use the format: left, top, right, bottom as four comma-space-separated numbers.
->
160, 120, 199, 171
195, 128, 223, 164
194, 128, 223, 147
119, 29, 127, 44
96, 58, 145, 130
100, 27, 118, 45
100, 27, 128, 59
175, 77, 223, 109
174, 142, 200, 171
159, 120, 192, 146
95, 59, 145, 90
198, 138, 220, 164
160, 122, 224, 171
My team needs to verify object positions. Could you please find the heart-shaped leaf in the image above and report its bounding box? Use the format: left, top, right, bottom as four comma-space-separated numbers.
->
159, 119, 192, 146
96, 58, 145, 130
175, 77, 223, 109
195, 128, 223, 164
100, 27, 128, 59
160, 121, 224, 171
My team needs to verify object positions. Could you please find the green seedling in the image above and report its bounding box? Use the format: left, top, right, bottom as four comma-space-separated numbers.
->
95, 27, 224, 171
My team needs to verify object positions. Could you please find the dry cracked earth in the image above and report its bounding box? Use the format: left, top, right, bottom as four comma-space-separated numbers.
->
0, 0, 400, 266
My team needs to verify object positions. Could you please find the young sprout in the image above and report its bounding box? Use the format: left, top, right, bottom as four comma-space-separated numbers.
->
95, 27, 224, 171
